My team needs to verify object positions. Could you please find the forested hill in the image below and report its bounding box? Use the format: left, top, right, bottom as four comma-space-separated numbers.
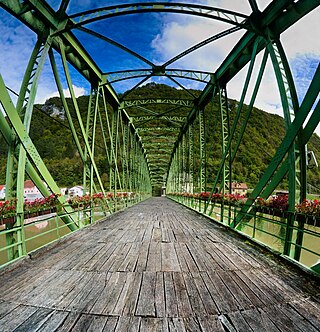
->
0, 83, 320, 192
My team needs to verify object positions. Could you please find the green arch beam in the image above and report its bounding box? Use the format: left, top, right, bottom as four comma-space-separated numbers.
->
68, 3, 248, 28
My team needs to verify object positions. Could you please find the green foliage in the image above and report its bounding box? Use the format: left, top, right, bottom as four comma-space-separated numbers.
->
0, 83, 320, 193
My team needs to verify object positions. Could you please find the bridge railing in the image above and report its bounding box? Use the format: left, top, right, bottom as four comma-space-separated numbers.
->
0, 193, 150, 267
168, 194, 320, 275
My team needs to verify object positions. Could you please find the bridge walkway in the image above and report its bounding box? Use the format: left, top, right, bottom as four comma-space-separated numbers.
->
0, 197, 319, 331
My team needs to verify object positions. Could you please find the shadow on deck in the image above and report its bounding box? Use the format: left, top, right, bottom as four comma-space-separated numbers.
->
0, 197, 319, 331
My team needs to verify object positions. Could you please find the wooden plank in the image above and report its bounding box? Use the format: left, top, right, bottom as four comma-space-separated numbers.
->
109, 243, 134, 272
262, 304, 306, 332
152, 228, 162, 242
249, 269, 287, 304
0, 197, 319, 331
289, 299, 320, 331
0, 301, 19, 320
81, 242, 113, 271
198, 272, 227, 314
240, 308, 280, 332
78, 273, 111, 313
86, 316, 111, 332
276, 303, 319, 332
173, 243, 190, 272
136, 272, 157, 317
113, 272, 135, 315
234, 270, 275, 307
32, 269, 86, 308
66, 272, 99, 312
146, 242, 161, 272
18, 269, 72, 305
167, 317, 186, 332
202, 242, 235, 270
185, 242, 209, 271
163, 272, 178, 317
2, 267, 54, 301
51, 312, 81, 332
140, 317, 164, 331
13, 307, 53, 332
126, 316, 142, 332
86, 315, 110, 332
90, 272, 118, 314
184, 317, 203, 331
0, 304, 37, 331
114, 316, 131, 331
116, 242, 139, 272
191, 272, 219, 315
68, 313, 93, 331
175, 243, 199, 272
216, 270, 253, 310
123, 273, 143, 315
103, 272, 127, 314
172, 272, 193, 317
83, 242, 115, 271
155, 272, 166, 318
99, 242, 126, 272
228, 311, 254, 331
135, 241, 149, 271
161, 243, 181, 271
34, 310, 69, 332
198, 315, 225, 332
207, 271, 239, 312
183, 272, 206, 316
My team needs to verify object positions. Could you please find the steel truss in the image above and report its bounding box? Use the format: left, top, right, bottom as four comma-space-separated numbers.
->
0, 0, 319, 271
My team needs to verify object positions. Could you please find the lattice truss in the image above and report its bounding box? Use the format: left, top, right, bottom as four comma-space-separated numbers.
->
0, 0, 319, 231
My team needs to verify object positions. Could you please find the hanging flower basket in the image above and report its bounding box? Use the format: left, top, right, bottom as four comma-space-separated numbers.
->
0, 216, 15, 225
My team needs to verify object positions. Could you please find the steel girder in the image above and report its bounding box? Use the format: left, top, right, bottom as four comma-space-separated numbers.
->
0, 0, 319, 265
67, 3, 248, 28
104, 69, 213, 84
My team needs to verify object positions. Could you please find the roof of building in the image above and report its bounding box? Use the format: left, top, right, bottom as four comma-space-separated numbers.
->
0, 184, 5, 190
24, 180, 36, 188
231, 182, 248, 190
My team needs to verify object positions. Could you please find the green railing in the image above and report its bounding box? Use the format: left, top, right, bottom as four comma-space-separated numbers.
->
168, 194, 320, 274
0, 193, 150, 268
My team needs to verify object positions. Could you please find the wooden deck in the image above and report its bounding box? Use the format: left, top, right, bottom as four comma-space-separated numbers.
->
0, 197, 319, 331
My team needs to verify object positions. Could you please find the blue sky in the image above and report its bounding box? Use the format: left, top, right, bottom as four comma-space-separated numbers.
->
0, 0, 319, 119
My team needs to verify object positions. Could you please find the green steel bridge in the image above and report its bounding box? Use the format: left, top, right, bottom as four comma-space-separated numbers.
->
0, 1, 319, 328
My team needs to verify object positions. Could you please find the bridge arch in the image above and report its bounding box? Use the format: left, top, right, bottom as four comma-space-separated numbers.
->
0, 0, 319, 273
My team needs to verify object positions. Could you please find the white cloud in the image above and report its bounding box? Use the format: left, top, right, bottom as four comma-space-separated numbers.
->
150, 1, 319, 122
42, 85, 87, 103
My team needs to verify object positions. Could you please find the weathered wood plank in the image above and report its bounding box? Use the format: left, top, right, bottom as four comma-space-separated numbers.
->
161, 243, 181, 271
216, 270, 255, 310
34, 310, 69, 332
172, 272, 193, 317
191, 272, 219, 315
163, 272, 178, 317
155, 272, 166, 318
146, 242, 161, 272
69, 313, 93, 331
0, 197, 319, 332
0, 304, 38, 332
183, 272, 207, 316
240, 308, 280, 332
51, 312, 81, 332
122, 272, 143, 315
136, 272, 156, 317
207, 271, 239, 312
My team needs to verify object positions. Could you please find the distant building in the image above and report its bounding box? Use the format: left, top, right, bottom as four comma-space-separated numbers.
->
0, 185, 5, 200
60, 187, 68, 196
231, 182, 248, 195
0, 181, 48, 201
68, 186, 84, 198
24, 180, 44, 201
